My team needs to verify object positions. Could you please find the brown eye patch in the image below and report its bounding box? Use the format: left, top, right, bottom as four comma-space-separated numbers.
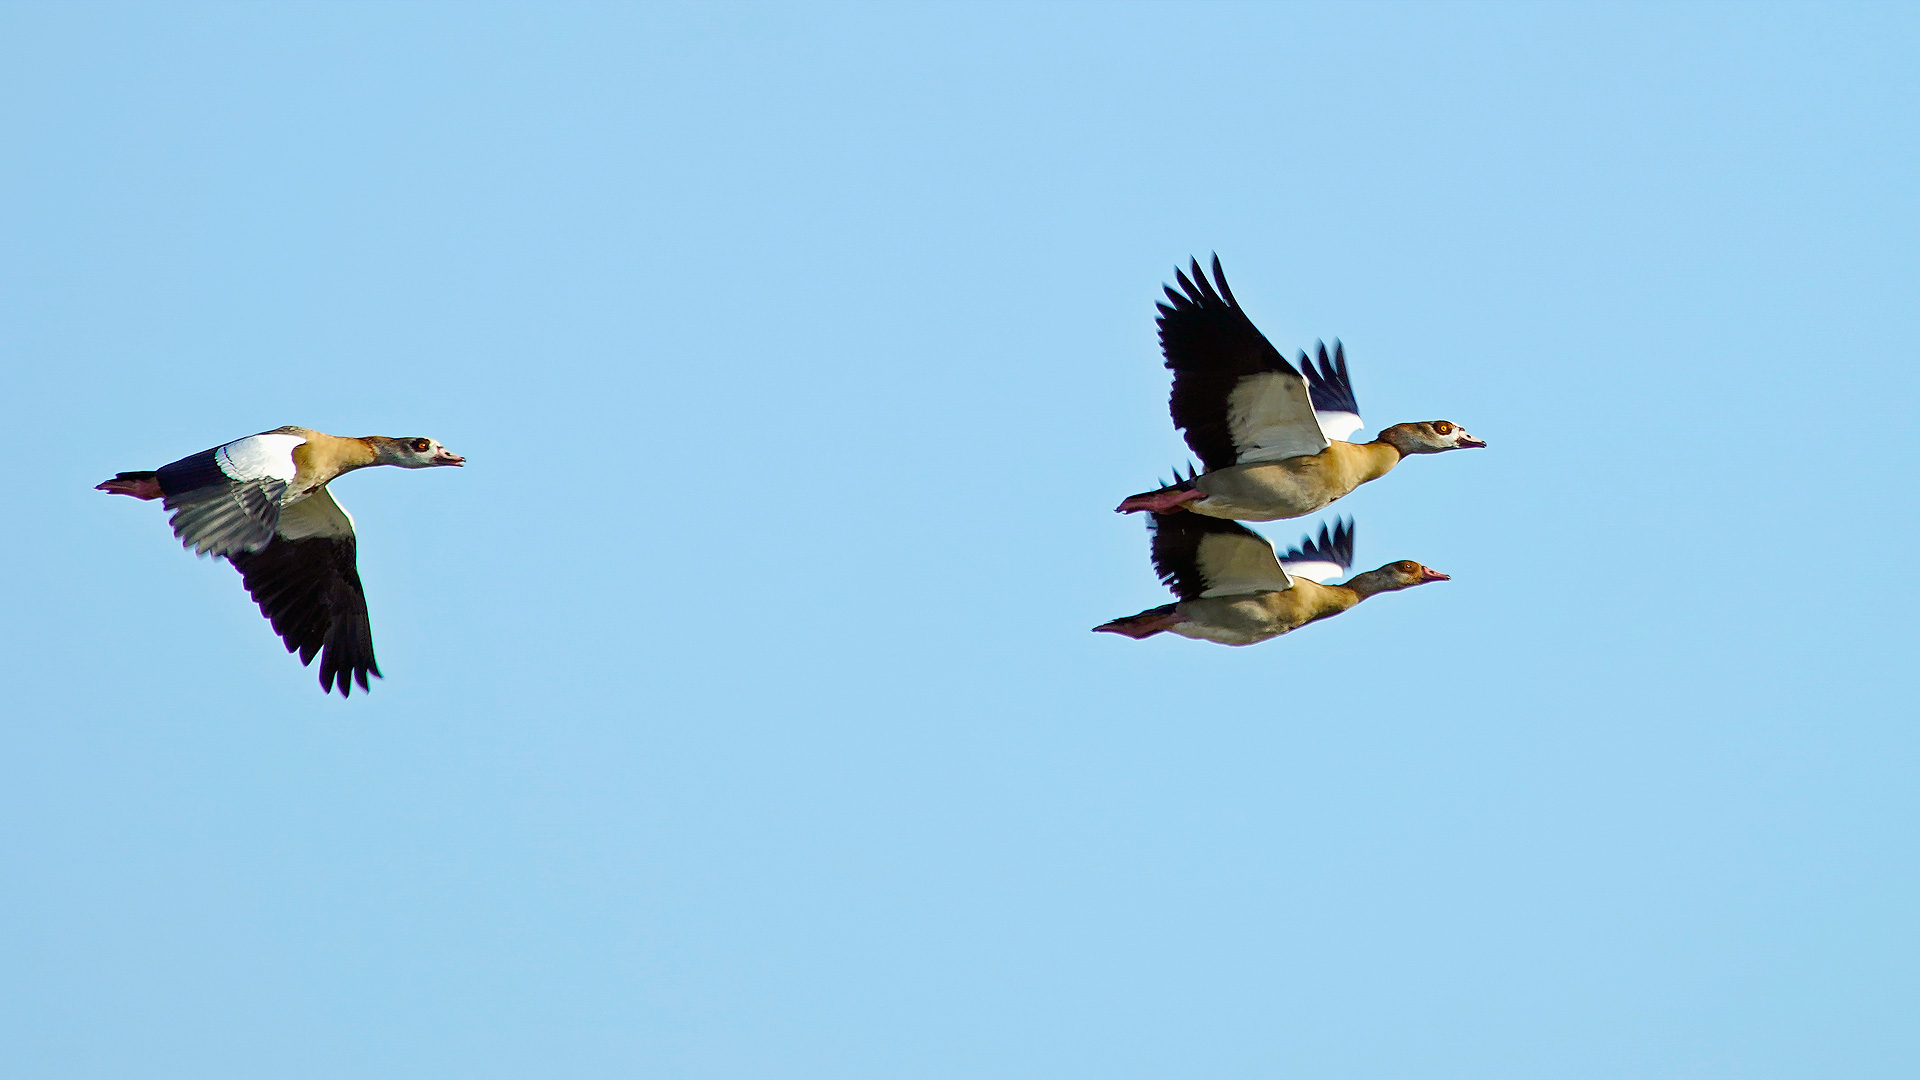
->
1434, 422, 1454, 435
1397, 561, 1417, 573
409, 438, 431, 452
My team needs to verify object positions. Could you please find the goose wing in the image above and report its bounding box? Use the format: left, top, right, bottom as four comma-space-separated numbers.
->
1151, 511, 1294, 600
1301, 341, 1364, 442
227, 486, 380, 697
1276, 518, 1355, 584
1158, 256, 1329, 471
157, 432, 306, 555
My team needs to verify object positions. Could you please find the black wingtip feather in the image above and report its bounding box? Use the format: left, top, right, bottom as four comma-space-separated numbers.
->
1156, 255, 1304, 472
1278, 516, 1356, 573
1172, 267, 1200, 303
230, 535, 379, 699
1208, 253, 1236, 305
1301, 338, 1361, 416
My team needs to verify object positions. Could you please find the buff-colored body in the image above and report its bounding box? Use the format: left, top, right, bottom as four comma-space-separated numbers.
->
275, 427, 379, 502
1188, 441, 1400, 522
1168, 578, 1360, 645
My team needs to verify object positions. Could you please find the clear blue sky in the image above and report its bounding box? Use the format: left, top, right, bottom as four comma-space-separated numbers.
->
4, 3, 1917, 1076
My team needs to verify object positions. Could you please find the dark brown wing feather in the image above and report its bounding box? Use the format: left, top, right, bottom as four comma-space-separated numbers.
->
228, 536, 380, 697
1149, 511, 1276, 601
1157, 255, 1303, 471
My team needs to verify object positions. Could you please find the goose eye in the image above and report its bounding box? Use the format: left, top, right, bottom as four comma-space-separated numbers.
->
1397, 561, 1417, 573
410, 439, 431, 452
1434, 422, 1454, 435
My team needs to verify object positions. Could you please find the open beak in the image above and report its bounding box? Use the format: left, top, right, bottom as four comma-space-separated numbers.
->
1421, 567, 1451, 582
432, 449, 466, 467
1457, 436, 1487, 449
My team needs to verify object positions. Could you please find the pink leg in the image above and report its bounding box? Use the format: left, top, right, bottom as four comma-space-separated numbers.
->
1115, 487, 1206, 514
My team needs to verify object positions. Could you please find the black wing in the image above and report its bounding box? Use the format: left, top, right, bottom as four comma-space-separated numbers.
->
1301, 340, 1359, 416
1157, 255, 1308, 472
1276, 517, 1356, 582
228, 534, 380, 697
1149, 510, 1292, 601
157, 445, 286, 556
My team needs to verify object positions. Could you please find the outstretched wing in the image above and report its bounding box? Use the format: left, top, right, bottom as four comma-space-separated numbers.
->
1301, 341, 1364, 442
1150, 511, 1294, 600
1158, 255, 1329, 472
227, 487, 380, 697
1277, 518, 1355, 584
157, 432, 306, 556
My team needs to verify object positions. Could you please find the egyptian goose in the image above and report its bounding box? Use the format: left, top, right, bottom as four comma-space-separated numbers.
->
97, 426, 464, 696
1116, 256, 1485, 520
1093, 514, 1448, 645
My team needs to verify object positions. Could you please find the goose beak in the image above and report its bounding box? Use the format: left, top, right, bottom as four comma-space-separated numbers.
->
1421, 567, 1451, 582
432, 450, 466, 467
1457, 436, 1487, 449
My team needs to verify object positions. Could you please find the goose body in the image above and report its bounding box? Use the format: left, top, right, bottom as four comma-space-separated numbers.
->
1115, 257, 1484, 520
97, 426, 464, 696
1172, 440, 1400, 522
1161, 577, 1358, 646
1094, 514, 1448, 646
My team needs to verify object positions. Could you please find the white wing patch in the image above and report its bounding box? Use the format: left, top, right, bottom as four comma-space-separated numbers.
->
1314, 410, 1365, 443
1194, 531, 1294, 598
1277, 559, 1344, 584
276, 486, 356, 540
1227, 371, 1331, 464
216, 433, 304, 482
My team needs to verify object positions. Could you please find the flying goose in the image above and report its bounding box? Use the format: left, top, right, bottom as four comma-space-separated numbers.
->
1094, 514, 1448, 645
1116, 256, 1484, 521
97, 426, 464, 696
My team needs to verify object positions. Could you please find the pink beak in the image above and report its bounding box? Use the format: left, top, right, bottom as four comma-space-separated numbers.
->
1457, 436, 1488, 449
432, 449, 466, 467
1421, 567, 1451, 582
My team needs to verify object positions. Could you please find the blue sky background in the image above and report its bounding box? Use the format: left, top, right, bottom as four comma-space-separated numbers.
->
4, 3, 1917, 1076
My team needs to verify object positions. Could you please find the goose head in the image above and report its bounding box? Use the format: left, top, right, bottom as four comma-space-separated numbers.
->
1377, 421, 1486, 455
370, 436, 466, 468
1344, 559, 1451, 599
